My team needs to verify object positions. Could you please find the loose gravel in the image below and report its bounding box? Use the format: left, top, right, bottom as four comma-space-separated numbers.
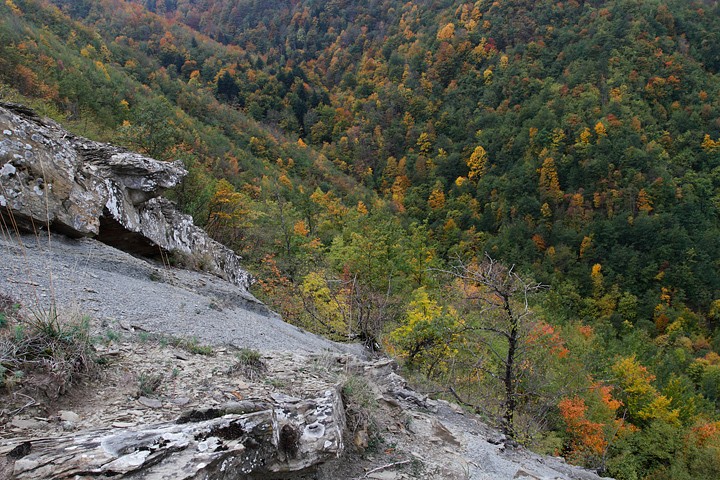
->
0, 232, 365, 356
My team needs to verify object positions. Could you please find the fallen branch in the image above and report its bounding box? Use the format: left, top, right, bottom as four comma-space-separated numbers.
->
8, 393, 36, 416
361, 459, 412, 478
448, 386, 477, 412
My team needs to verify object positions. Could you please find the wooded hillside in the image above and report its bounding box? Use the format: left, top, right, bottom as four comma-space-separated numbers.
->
2, 1, 720, 477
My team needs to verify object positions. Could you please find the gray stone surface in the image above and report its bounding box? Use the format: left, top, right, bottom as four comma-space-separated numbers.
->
0, 232, 365, 356
350, 357, 612, 480
0, 102, 251, 290
3, 391, 344, 479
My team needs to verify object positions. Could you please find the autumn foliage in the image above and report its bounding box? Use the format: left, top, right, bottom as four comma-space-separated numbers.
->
3, 0, 720, 477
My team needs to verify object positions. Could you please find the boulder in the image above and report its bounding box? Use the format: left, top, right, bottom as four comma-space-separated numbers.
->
0, 103, 251, 290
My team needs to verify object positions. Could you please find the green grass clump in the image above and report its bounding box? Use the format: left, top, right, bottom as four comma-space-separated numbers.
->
0, 297, 94, 395
137, 372, 163, 397
342, 374, 382, 452
172, 337, 214, 355
236, 347, 262, 366
228, 347, 266, 380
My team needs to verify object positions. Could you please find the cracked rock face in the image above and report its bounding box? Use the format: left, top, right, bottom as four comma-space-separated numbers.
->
4, 395, 344, 480
0, 349, 347, 480
0, 103, 252, 290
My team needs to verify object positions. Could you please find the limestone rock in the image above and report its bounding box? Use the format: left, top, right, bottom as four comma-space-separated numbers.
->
1, 391, 344, 479
0, 103, 251, 290
58, 410, 80, 423
138, 397, 163, 409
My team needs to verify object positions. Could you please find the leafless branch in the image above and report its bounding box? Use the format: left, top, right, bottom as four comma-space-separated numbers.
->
359, 460, 412, 478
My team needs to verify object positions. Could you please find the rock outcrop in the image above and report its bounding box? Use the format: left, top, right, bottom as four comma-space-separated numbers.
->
0, 346, 610, 480
3, 393, 344, 479
0, 103, 251, 290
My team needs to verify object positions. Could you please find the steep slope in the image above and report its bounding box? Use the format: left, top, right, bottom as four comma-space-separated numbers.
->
0, 108, 607, 479
0, 232, 359, 354
3, 1, 720, 478
0, 101, 355, 354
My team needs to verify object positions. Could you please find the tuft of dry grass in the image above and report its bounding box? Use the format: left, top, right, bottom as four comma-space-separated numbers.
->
342, 374, 379, 451
227, 348, 267, 381
0, 296, 94, 398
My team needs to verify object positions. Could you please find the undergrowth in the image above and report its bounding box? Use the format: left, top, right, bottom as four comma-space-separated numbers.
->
228, 347, 267, 380
342, 374, 382, 452
137, 371, 164, 397
171, 336, 214, 355
0, 294, 94, 397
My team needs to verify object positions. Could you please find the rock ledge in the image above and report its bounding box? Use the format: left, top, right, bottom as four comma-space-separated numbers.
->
0, 103, 251, 290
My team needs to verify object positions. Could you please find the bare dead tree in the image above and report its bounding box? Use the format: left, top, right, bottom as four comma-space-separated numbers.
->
436, 254, 546, 440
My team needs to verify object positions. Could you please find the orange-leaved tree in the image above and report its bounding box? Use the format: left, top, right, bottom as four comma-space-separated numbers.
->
558, 383, 629, 469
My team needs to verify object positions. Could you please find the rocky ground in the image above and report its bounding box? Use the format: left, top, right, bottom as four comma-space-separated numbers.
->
0, 232, 364, 355
0, 341, 606, 480
0, 232, 609, 479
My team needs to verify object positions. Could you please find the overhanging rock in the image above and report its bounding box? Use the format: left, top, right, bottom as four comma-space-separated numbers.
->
0, 103, 251, 290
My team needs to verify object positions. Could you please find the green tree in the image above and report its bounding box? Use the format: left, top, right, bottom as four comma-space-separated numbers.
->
119, 98, 180, 159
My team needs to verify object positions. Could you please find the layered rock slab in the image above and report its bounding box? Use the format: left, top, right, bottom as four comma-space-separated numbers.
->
0, 345, 610, 480
2, 393, 344, 479
0, 102, 250, 290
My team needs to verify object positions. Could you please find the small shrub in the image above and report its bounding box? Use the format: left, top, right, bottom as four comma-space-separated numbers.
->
167, 251, 215, 274
196, 253, 216, 272
0, 302, 94, 396
137, 372, 163, 397
104, 329, 121, 344
167, 251, 193, 268
342, 374, 381, 451
186, 342, 213, 356
266, 378, 286, 388
229, 348, 267, 380
236, 347, 262, 366
342, 375, 376, 410
174, 337, 214, 355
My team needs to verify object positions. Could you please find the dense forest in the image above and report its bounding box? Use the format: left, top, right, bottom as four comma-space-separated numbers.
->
2, 0, 720, 478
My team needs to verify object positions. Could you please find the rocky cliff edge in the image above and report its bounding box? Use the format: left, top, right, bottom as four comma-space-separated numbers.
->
0, 102, 251, 290
0, 106, 609, 479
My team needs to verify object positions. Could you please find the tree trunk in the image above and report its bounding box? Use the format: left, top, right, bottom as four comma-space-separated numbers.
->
502, 297, 518, 439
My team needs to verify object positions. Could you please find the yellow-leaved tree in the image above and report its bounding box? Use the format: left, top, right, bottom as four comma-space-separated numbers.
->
611, 355, 680, 425
299, 270, 352, 340
387, 287, 461, 377
538, 157, 563, 203
467, 145, 488, 181
206, 179, 256, 249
